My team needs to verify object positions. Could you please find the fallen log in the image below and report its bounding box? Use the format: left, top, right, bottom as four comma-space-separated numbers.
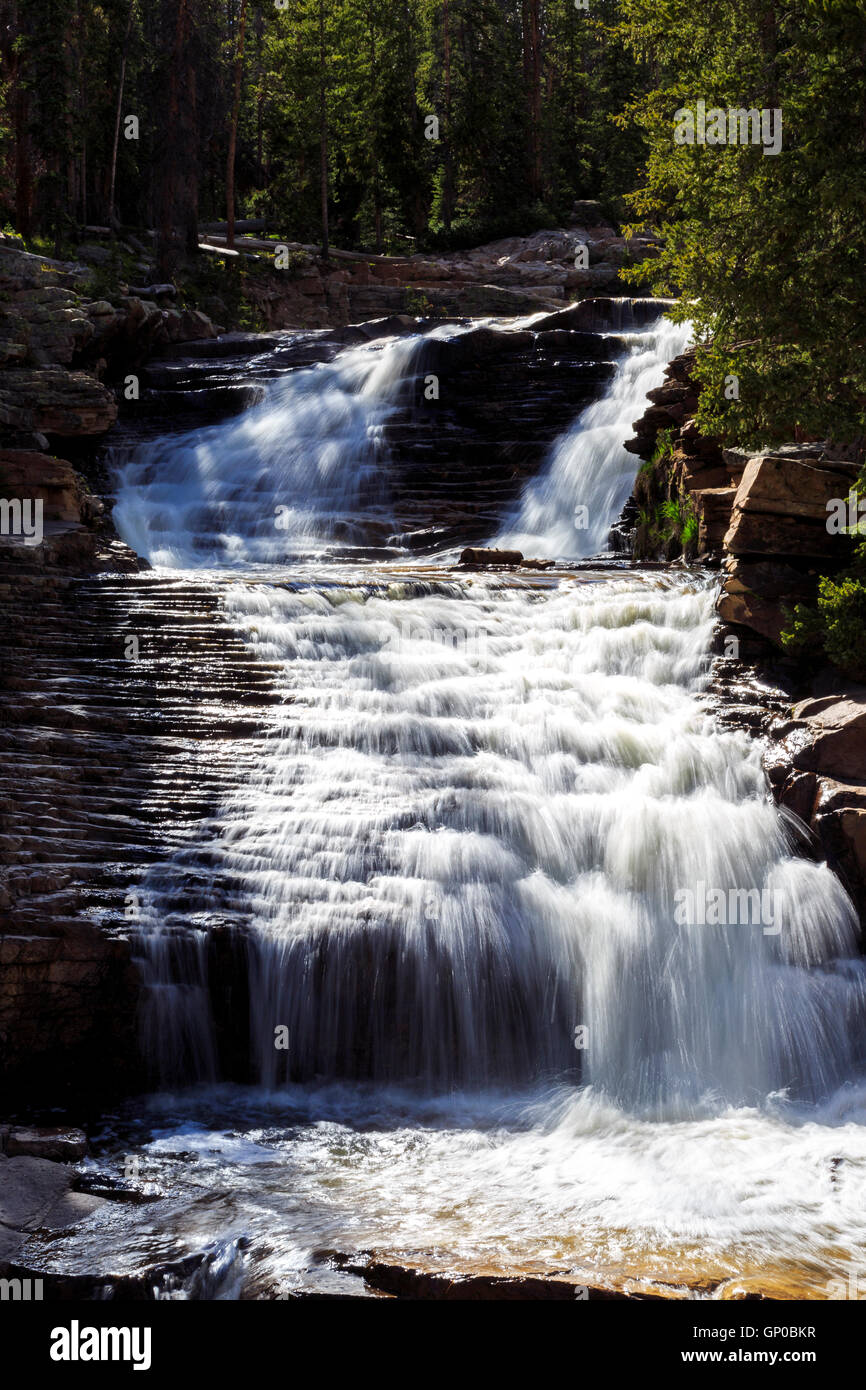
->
458, 547, 556, 569
459, 547, 524, 566
126, 282, 177, 298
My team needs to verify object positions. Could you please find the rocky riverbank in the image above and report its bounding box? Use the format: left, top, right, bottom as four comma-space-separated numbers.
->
624, 350, 866, 922
199, 201, 658, 327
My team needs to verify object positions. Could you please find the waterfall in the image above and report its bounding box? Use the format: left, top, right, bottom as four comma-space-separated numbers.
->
496, 317, 692, 558
117, 313, 866, 1115
75, 306, 866, 1297
126, 568, 866, 1110
112, 331, 435, 567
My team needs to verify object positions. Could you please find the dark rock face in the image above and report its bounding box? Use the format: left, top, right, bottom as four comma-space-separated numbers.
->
0, 566, 282, 1107
2, 1126, 87, 1161
0, 447, 140, 574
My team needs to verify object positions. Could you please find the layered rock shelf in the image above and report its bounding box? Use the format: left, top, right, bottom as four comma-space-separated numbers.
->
205, 206, 660, 329
0, 244, 219, 455
0, 564, 283, 1105
625, 351, 866, 919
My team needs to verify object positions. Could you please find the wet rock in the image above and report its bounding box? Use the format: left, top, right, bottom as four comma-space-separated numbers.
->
330, 1252, 684, 1300
0, 565, 286, 1104
0, 1154, 104, 1233
757, 689, 866, 918
3, 1127, 87, 1162
350, 313, 418, 341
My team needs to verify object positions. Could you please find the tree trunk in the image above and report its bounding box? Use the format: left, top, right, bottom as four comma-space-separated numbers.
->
9, 17, 33, 242
109, 1, 136, 229
442, 0, 453, 231
226, 0, 248, 249
319, 0, 329, 259
157, 0, 198, 278
368, 5, 383, 253
523, 0, 542, 198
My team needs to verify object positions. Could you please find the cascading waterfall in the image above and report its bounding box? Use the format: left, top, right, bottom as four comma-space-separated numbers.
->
102, 311, 866, 1296
496, 317, 692, 558
208, 573, 865, 1108
112, 329, 448, 566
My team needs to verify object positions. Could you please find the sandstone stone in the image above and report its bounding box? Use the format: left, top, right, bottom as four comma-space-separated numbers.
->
788, 693, 866, 782
717, 587, 790, 644
0, 369, 116, 436
734, 453, 857, 520
0, 450, 86, 525
692, 487, 736, 549
777, 770, 819, 825
722, 557, 814, 602
723, 507, 841, 558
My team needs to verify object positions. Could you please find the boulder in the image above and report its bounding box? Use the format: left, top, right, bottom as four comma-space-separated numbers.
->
0, 450, 87, 526
0, 1154, 105, 1234
791, 691, 866, 782
734, 453, 858, 520
717, 587, 791, 645
0, 369, 116, 436
723, 508, 841, 558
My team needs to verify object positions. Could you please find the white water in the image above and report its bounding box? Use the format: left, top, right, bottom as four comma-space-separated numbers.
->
113, 331, 440, 566
496, 317, 692, 558
98, 312, 866, 1297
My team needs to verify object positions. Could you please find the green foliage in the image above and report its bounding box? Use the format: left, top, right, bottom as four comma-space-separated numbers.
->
781, 467, 866, 677
403, 288, 436, 317
618, 0, 866, 446
634, 488, 698, 560
650, 427, 675, 465
782, 565, 866, 681
0, 0, 650, 253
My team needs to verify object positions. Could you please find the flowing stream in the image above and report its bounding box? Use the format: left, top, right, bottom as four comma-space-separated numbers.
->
53, 314, 866, 1298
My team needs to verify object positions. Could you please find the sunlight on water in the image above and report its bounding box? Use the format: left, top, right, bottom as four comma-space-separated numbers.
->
83, 313, 866, 1298
497, 317, 692, 558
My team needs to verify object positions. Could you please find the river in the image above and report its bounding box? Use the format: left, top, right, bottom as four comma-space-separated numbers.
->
37, 311, 866, 1299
